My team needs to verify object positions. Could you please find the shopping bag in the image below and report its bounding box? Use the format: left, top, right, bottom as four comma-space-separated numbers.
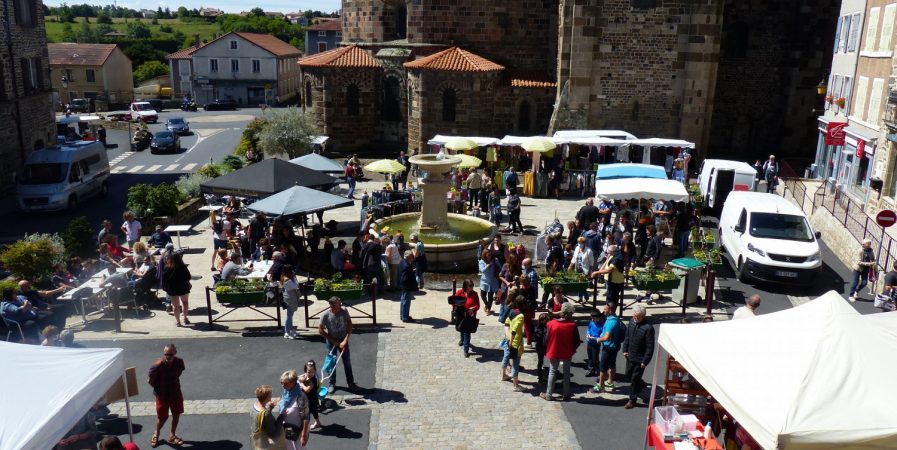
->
873, 293, 896, 312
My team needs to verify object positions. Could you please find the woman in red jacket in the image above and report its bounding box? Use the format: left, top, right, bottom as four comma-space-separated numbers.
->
455, 279, 480, 358
540, 302, 580, 401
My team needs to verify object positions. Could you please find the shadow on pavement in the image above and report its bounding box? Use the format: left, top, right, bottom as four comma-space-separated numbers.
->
315, 423, 364, 440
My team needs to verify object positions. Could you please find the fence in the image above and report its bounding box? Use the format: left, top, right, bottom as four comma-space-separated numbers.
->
783, 177, 897, 273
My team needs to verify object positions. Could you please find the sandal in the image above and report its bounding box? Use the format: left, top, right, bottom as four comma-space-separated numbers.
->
184, 318, 191, 325
168, 434, 184, 446
150, 433, 159, 448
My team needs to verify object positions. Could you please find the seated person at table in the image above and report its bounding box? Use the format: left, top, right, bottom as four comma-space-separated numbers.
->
99, 261, 136, 290
223, 196, 241, 216
213, 249, 229, 272
253, 238, 273, 261
78, 258, 100, 281
2, 287, 60, 334
150, 225, 173, 249
131, 241, 150, 261
68, 257, 84, 280
134, 256, 159, 305
279, 242, 299, 267
226, 212, 243, 238
266, 251, 285, 283
221, 253, 253, 281
104, 234, 129, 257
52, 263, 78, 289
98, 243, 121, 269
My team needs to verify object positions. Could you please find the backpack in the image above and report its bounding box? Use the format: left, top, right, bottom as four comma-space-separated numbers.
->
213, 218, 224, 235
611, 316, 626, 346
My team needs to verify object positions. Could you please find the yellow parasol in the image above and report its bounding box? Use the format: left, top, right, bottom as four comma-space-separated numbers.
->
364, 159, 407, 174
521, 137, 557, 153
445, 138, 479, 151
454, 154, 482, 169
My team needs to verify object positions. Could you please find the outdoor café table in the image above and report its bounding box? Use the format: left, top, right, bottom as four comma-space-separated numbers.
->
58, 268, 131, 325
206, 259, 280, 330
198, 204, 224, 225
236, 260, 273, 280
647, 423, 723, 450
163, 224, 192, 249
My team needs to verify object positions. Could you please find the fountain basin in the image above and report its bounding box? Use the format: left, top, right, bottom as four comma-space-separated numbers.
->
372, 212, 496, 272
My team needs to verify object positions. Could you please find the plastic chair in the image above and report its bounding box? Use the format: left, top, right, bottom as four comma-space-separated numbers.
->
1, 314, 38, 342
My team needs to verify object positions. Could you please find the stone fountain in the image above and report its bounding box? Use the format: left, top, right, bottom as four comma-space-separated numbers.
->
371, 153, 496, 272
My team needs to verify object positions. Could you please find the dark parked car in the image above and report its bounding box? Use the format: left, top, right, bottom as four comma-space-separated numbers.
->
70, 98, 90, 113
149, 131, 180, 154
203, 99, 238, 111
166, 117, 190, 135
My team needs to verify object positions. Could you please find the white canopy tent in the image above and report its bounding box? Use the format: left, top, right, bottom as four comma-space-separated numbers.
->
0, 342, 128, 450
499, 135, 569, 146
553, 129, 638, 140
427, 135, 501, 147
656, 292, 897, 450
623, 137, 695, 149
595, 178, 688, 201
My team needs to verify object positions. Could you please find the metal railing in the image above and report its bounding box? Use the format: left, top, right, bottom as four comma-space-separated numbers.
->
784, 177, 895, 272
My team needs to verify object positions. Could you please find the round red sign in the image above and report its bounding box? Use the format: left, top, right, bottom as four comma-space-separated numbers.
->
876, 210, 897, 228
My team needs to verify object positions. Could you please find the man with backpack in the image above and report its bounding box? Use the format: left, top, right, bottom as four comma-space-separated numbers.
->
592, 301, 625, 393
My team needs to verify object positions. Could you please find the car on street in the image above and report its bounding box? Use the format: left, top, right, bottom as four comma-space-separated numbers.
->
150, 131, 180, 154
166, 117, 190, 135
129, 101, 159, 123
203, 99, 239, 111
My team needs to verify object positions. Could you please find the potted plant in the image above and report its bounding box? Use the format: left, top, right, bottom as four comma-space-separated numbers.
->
690, 228, 702, 247
539, 271, 590, 294
632, 267, 681, 291
835, 97, 846, 109
693, 248, 723, 270
214, 279, 266, 304
702, 231, 715, 249
314, 273, 364, 300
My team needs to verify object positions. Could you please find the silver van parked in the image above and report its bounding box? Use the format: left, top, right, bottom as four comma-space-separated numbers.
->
16, 140, 110, 211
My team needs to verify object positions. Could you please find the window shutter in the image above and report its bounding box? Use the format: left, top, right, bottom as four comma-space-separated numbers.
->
848, 13, 862, 51
880, 4, 896, 51
869, 78, 885, 125
834, 16, 843, 53
854, 77, 869, 120
865, 8, 881, 52
841, 15, 852, 52
843, 76, 853, 111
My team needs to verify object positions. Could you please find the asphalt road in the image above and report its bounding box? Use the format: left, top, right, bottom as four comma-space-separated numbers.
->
0, 109, 259, 240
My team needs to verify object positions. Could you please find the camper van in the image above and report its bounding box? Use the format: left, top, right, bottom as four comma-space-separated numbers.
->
698, 159, 758, 214
719, 191, 821, 284
16, 141, 110, 211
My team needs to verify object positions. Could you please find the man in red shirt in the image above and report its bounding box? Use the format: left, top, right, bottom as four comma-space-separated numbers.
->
148, 343, 186, 447
540, 303, 580, 401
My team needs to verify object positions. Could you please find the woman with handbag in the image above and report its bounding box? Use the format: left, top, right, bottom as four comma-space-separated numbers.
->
454, 280, 480, 358
281, 266, 300, 340
478, 249, 501, 316
497, 253, 521, 324
278, 370, 309, 449
250, 385, 281, 450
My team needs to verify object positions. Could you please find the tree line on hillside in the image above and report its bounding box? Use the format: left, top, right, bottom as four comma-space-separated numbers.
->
46, 3, 338, 22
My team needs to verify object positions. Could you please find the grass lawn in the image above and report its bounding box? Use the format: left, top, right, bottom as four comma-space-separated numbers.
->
45, 17, 222, 44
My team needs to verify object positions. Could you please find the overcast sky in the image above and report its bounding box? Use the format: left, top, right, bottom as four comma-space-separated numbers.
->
43, 0, 342, 14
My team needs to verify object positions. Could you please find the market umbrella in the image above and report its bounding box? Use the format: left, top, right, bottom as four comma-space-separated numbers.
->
453, 154, 482, 169
445, 138, 479, 151
365, 159, 406, 174
247, 185, 353, 219
200, 158, 338, 197
521, 137, 556, 153
288, 153, 344, 174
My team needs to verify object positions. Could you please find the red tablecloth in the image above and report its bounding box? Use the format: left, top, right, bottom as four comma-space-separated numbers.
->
647, 423, 723, 449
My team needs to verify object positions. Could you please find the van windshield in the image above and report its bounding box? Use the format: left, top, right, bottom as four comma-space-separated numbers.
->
133, 103, 153, 111
749, 212, 814, 242
21, 163, 67, 184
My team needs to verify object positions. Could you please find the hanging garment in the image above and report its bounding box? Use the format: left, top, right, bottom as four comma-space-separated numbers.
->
524, 171, 535, 196
629, 146, 644, 164
486, 146, 497, 162
616, 146, 630, 163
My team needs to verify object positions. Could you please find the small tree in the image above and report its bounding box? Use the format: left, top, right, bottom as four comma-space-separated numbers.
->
0, 233, 67, 281
61, 216, 95, 258
134, 60, 169, 84
221, 155, 244, 171
256, 107, 321, 158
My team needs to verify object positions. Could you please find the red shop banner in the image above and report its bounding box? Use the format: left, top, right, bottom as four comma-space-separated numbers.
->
826, 122, 847, 145
856, 139, 866, 158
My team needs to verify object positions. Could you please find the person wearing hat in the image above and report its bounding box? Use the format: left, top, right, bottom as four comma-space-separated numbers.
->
762, 154, 779, 193
150, 225, 173, 250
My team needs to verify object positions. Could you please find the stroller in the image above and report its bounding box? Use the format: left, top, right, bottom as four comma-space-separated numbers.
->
316, 348, 344, 411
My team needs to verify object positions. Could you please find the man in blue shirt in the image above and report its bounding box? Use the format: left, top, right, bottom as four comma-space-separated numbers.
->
1, 288, 55, 341
150, 225, 173, 250
585, 311, 605, 377
17, 280, 67, 328
592, 301, 623, 392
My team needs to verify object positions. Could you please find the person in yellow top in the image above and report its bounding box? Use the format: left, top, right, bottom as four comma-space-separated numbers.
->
592, 244, 626, 304
501, 296, 527, 392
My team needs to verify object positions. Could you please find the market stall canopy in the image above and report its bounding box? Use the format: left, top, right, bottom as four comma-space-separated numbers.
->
623, 137, 695, 148
200, 158, 338, 196
500, 135, 565, 146
597, 163, 668, 180
454, 154, 482, 169
289, 153, 344, 174
365, 159, 406, 174
0, 341, 124, 450
247, 185, 354, 218
595, 177, 688, 201
445, 138, 479, 151
427, 135, 501, 147
658, 291, 897, 450
553, 129, 638, 140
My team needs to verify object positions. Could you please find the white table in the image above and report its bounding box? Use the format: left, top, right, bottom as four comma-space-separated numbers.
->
236, 260, 273, 280
164, 225, 193, 249
58, 268, 132, 324
199, 205, 224, 225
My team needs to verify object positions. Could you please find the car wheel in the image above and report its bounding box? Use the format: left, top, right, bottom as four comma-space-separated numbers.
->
737, 257, 749, 283
100, 182, 109, 198
67, 195, 78, 211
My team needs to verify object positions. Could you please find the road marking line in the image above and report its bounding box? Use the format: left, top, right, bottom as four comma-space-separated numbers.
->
164, 164, 179, 171
126, 165, 143, 173
787, 295, 809, 307
176, 129, 225, 162
111, 166, 125, 173
146, 165, 162, 172
182, 163, 197, 171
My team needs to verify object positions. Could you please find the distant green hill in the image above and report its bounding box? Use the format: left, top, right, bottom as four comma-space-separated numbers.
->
45, 17, 222, 46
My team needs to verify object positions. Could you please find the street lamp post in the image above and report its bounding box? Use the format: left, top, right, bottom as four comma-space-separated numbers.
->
60, 74, 69, 112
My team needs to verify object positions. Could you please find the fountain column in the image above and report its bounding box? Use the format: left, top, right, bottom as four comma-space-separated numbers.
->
408, 154, 462, 231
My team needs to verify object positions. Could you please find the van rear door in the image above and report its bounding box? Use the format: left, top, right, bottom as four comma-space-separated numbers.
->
713, 169, 736, 215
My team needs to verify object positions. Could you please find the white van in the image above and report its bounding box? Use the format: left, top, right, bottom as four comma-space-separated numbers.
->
698, 159, 758, 214
719, 192, 821, 284
130, 101, 159, 123
16, 140, 110, 211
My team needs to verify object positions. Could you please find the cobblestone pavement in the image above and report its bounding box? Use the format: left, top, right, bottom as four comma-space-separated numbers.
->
108, 394, 365, 417
369, 321, 581, 449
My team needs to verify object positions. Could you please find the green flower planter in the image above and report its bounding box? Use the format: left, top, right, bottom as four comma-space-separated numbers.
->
216, 291, 265, 305
540, 280, 591, 294
315, 288, 364, 301
632, 278, 681, 292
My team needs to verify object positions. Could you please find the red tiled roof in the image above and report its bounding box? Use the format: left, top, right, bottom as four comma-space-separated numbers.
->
298, 45, 381, 69
509, 70, 557, 88
167, 43, 204, 60
403, 47, 504, 72
306, 20, 341, 31
235, 32, 302, 57
48, 43, 118, 66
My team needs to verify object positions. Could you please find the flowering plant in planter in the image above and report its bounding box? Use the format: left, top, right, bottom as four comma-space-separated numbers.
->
835, 97, 846, 108
825, 94, 834, 104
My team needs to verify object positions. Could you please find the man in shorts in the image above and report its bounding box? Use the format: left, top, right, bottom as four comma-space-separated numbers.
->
148, 343, 186, 447
318, 297, 358, 392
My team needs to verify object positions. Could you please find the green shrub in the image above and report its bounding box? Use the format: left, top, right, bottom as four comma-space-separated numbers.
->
127, 183, 154, 218
0, 233, 67, 281
127, 183, 183, 218
61, 216, 95, 258
197, 163, 222, 178
221, 155, 243, 172
174, 172, 211, 199
0, 279, 20, 292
